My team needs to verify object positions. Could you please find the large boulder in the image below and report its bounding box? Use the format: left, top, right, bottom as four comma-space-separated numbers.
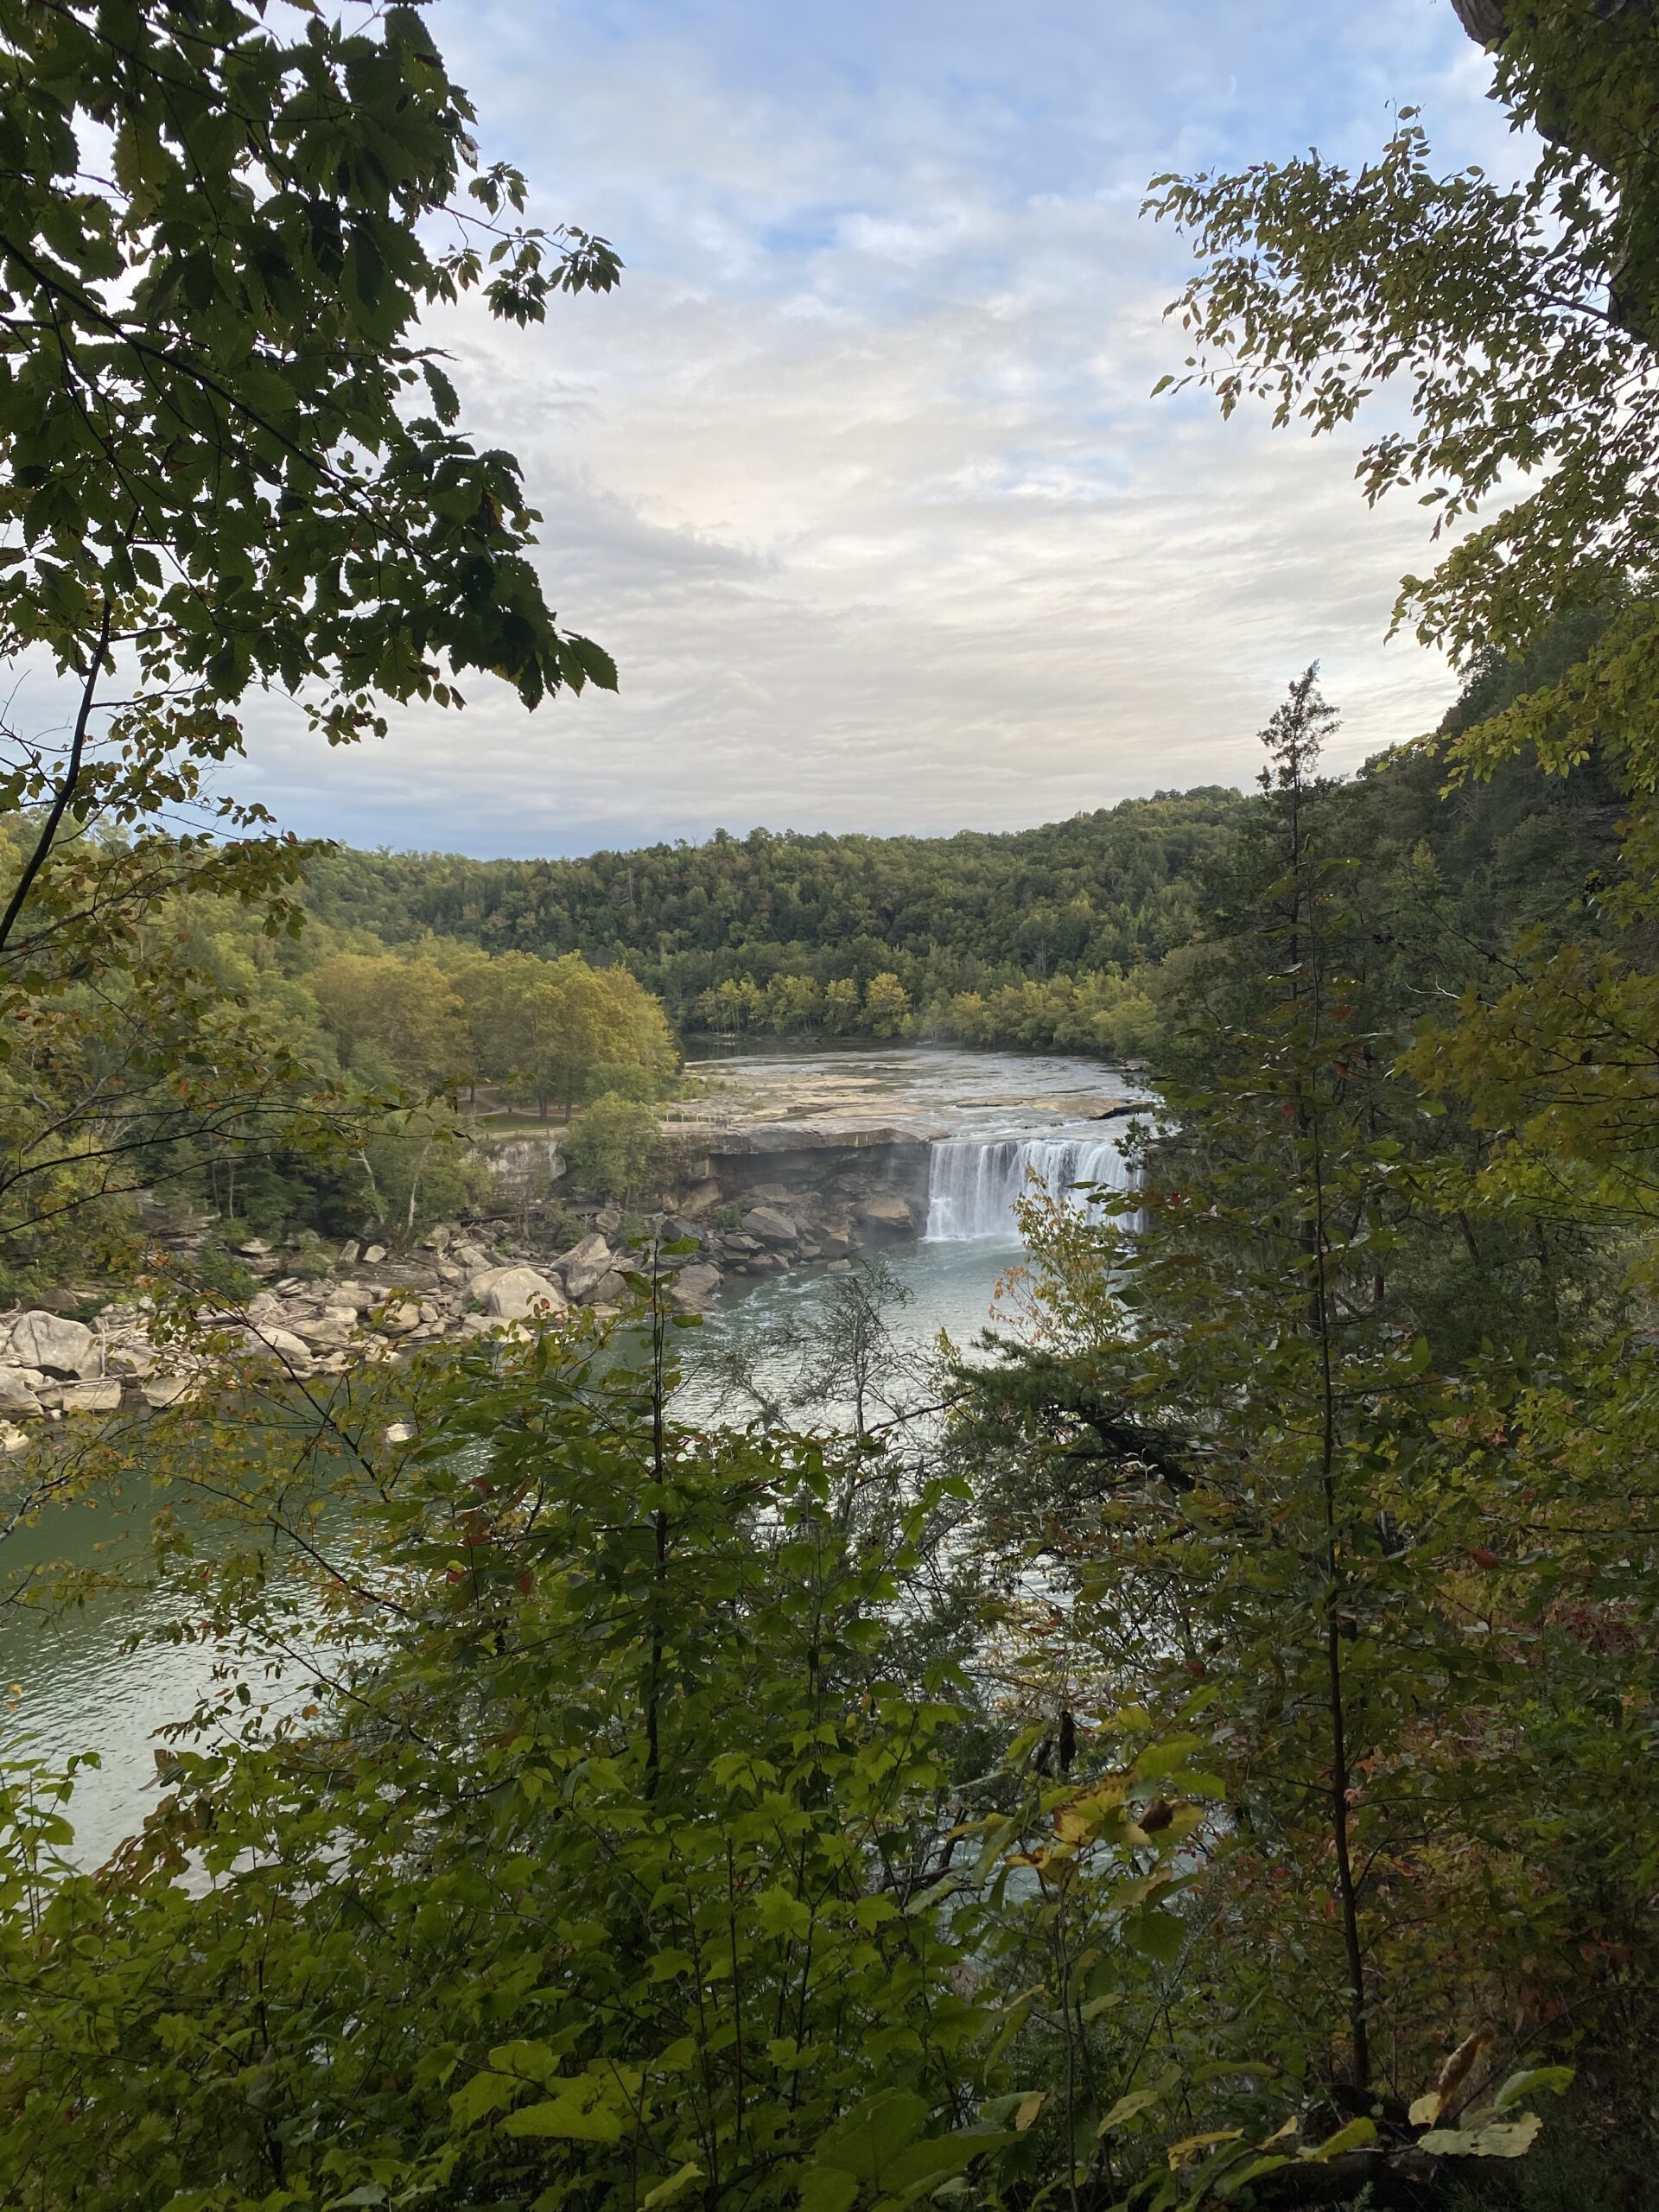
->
10, 1312, 99, 1378
855, 1193, 914, 1234
242, 1324, 315, 1366
290, 1309, 360, 1351
677, 1179, 723, 1217
480, 1268, 565, 1323
741, 1205, 798, 1249
143, 1376, 197, 1408
61, 1378, 123, 1414
669, 1262, 722, 1310
554, 1235, 615, 1302
0, 1366, 43, 1415
377, 1300, 424, 1336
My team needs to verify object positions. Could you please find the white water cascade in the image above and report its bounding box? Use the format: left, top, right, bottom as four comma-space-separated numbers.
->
923, 1132, 1133, 1243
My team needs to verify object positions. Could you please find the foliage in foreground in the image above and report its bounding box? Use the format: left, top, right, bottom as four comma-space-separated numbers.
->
0, 1313, 1317, 2212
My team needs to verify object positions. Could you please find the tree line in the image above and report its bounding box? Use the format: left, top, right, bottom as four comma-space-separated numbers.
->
298, 792, 1243, 1047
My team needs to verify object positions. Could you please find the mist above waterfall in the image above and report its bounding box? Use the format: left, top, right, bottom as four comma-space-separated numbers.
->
924, 1133, 1132, 1243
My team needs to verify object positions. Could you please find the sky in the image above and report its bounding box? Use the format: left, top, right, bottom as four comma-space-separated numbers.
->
239, 0, 1515, 858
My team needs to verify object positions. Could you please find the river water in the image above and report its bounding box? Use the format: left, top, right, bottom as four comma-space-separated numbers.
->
0, 1046, 1140, 1864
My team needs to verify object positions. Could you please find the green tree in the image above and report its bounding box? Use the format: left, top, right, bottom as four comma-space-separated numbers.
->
0, 1331, 1000, 2211
1147, 4, 1659, 668
822, 977, 862, 1033
862, 972, 911, 1038
563, 1090, 660, 1203
0, 0, 620, 1251
308, 952, 469, 1088
1142, 0, 1659, 1317
766, 971, 824, 1033
949, 672, 1651, 2180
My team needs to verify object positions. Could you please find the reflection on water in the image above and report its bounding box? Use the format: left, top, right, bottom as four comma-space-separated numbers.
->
0, 1490, 283, 1865
681, 1236, 1029, 1431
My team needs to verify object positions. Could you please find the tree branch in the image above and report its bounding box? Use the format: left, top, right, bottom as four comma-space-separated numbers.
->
0, 597, 113, 957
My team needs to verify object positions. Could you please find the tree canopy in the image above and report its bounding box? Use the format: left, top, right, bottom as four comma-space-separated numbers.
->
0, 0, 622, 1272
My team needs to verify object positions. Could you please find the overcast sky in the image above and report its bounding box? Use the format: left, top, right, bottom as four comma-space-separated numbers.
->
241, 0, 1512, 858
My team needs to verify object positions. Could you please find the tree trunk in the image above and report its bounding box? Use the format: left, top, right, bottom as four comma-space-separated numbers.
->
1451, 0, 1504, 45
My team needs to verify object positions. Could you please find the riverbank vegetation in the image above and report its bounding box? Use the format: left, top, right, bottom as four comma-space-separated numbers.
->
5, 2, 1659, 2209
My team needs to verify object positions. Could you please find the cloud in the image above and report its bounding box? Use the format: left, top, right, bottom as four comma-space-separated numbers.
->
238, 0, 1522, 857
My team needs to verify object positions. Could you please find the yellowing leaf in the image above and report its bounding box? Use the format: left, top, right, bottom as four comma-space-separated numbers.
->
1419, 2113, 1543, 2159
1412, 2024, 1493, 2128
1053, 1777, 1129, 1845
1167, 2130, 1243, 2168
1014, 2091, 1047, 2132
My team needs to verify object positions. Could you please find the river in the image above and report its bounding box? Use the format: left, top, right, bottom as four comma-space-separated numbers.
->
0, 1045, 1140, 1864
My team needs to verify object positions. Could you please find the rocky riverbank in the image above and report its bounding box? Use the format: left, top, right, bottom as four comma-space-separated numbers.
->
0, 1052, 1142, 1443
0, 1166, 922, 1441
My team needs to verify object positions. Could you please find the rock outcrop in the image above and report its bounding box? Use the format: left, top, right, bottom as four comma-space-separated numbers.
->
742, 1205, 798, 1248
855, 1193, 914, 1233
0, 1121, 948, 1435
554, 1235, 614, 1300
474, 1267, 566, 1321
10, 1313, 99, 1377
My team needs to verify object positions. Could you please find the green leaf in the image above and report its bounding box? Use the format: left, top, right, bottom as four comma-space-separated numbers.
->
422, 360, 461, 423
814, 2090, 929, 2184
1308, 2116, 1376, 2159
450, 2071, 517, 2126
754, 1885, 813, 1939
1098, 2088, 1163, 2133
1124, 1907, 1185, 1965
798, 2169, 860, 2212
1493, 2065, 1573, 2113
502, 2088, 626, 2144
642, 2163, 704, 2209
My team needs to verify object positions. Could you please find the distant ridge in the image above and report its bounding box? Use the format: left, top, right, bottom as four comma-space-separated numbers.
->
300, 788, 1249, 1023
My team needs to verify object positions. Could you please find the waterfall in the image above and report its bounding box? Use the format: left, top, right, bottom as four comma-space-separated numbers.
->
924, 1132, 1133, 1243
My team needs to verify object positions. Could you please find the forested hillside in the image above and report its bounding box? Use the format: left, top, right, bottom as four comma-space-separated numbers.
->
300, 789, 1245, 1050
